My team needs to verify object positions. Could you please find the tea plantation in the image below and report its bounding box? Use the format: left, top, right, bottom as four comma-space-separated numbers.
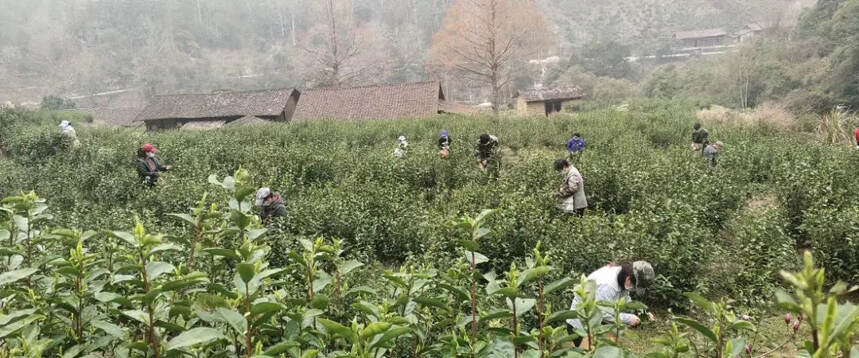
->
0, 102, 857, 357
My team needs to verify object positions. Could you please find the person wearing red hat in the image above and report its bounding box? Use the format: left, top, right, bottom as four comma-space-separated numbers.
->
136, 143, 171, 187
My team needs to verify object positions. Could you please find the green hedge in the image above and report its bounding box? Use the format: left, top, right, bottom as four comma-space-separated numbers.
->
1, 104, 856, 308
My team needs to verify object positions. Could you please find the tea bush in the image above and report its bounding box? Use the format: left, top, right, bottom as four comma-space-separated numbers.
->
1, 102, 858, 310
1, 179, 856, 358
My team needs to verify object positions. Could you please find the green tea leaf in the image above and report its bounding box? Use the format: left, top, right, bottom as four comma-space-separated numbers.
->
238, 262, 255, 283
165, 327, 225, 351
370, 326, 411, 349
262, 341, 299, 356
0, 268, 38, 286
546, 310, 579, 324
145, 261, 175, 282
0, 315, 43, 338
215, 308, 247, 334
318, 318, 356, 343
360, 321, 391, 340
676, 317, 717, 344
341, 260, 364, 275
544, 278, 575, 294
251, 302, 283, 316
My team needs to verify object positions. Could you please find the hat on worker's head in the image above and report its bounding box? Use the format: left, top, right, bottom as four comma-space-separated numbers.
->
632, 261, 655, 294
255, 187, 271, 206
141, 143, 157, 153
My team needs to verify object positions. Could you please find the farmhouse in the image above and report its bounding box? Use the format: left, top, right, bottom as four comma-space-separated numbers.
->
136, 88, 300, 130
673, 28, 728, 48
293, 81, 448, 121
733, 23, 770, 43
514, 86, 584, 117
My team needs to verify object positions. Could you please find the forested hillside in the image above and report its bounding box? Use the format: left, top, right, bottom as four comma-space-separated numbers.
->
0, 0, 809, 105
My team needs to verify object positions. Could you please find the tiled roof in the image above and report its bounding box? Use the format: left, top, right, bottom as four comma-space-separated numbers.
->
516, 86, 585, 102
293, 81, 443, 121
137, 88, 298, 122
674, 28, 728, 40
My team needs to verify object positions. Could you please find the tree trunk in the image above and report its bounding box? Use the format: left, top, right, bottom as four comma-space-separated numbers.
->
489, 0, 501, 117
327, 0, 340, 86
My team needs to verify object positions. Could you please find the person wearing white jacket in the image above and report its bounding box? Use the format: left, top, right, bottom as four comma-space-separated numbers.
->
567, 261, 656, 348
59, 120, 80, 147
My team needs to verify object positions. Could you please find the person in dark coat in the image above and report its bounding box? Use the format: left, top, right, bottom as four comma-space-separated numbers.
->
136, 143, 170, 187
255, 187, 286, 222
691, 123, 709, 153
475, 133, 500, 173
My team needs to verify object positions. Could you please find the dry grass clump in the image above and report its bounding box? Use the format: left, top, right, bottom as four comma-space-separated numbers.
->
696, 103, 796, 129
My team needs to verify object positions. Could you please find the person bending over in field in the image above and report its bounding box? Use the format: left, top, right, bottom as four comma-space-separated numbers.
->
59, 120, 80, 147
691, 123, 709, 153
566, 132, 586, 162
474, 133, 500, 172
553, 159, 588, 216
394, 135, 408, 159
567, 261, 656, 349
136, 143, 170, 187
703, 141, 723, 166
438, 129, 452, 158
255, 187, 286, 222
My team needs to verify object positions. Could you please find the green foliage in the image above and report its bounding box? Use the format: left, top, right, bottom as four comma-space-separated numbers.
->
776, 251, 859, 357
1, 164, 857, 356
40, 95, 76, 111
3, 105, 859, 310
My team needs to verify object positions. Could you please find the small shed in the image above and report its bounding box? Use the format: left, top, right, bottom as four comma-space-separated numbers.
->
136, 88, 300, 130
673, 28, 728, 48
293, 81, 446, 121
514, 86, 584, 117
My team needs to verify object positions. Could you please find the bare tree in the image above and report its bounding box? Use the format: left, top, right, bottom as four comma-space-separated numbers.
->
429, 0, 553, 115
296, 0, 389, 87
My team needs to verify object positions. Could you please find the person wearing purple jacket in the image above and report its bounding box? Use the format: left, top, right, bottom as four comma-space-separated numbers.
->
566, 132, 586, 161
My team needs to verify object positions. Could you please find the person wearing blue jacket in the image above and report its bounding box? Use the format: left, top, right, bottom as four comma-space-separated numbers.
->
566, 132, 586, 161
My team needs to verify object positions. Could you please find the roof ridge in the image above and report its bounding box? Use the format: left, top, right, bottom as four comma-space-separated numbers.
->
301, 80, 439, 92
151, 87, 297, 98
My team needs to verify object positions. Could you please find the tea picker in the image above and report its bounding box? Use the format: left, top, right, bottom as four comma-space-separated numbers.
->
553, 159, 588, 216
394, 135, 408, 159
703, 141, 723, 166
566, 132, 585, 162
474, 133, 500, 172
59, 120, 80, 147
255, 187, 286, 222
438, 129, 452, 158
691, 123, 709, 153
136, 143, 171, 187
567, 261, 656, 349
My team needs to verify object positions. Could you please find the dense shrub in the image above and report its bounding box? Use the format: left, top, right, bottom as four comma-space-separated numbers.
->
1, 103, 857, 308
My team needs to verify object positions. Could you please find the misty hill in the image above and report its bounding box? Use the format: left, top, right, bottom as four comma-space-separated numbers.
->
0, 0, 814, 105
